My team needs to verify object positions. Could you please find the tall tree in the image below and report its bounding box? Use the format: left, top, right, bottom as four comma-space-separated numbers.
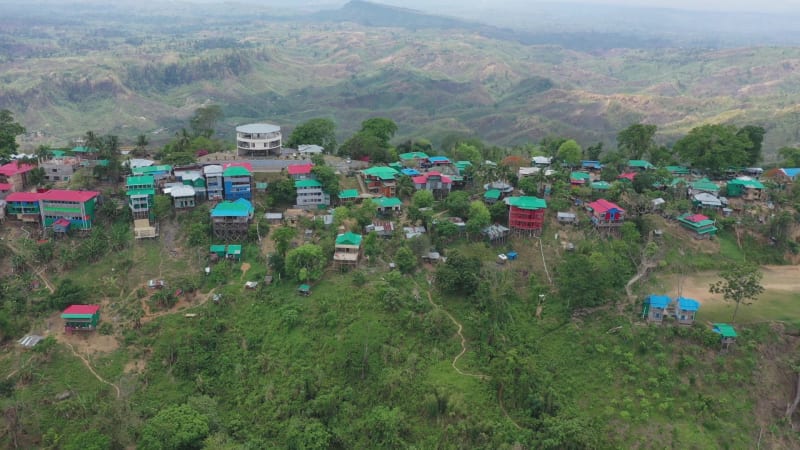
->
736, 125, 766, 166
285, 244, 326, 282
617, 123, 657, 160
709, 263, 764, 323
271, 226, 297, 257
466, 200, 491, 235
778, 146, 800, 167
584, 142, 604, 161
287, 118, 337, 152
674, 124, 750, 176
556, 139, 582, 168
134, 134, 149, 157
360, 117, 397, 145
311, 165, 339, 197
189, 104, 223, 138
0, 110, 25, 160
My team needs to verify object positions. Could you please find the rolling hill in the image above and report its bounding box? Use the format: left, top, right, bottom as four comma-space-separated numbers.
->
2, 1, 800, 159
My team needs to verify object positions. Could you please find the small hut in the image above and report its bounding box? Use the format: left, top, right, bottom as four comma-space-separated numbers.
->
226, 245, 242, 261
210, 245, 226, 259
642, 295, 670, 323
674, 297, 700, 325
298, 284, 311, 296
61, 304, 100, 333
712, 323, 737, 349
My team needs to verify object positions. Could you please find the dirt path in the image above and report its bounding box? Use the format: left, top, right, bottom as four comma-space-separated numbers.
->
419, 278, 487, 380
1, 237, 55, 294
415, 278, 524, 429
64, 342, 121, 398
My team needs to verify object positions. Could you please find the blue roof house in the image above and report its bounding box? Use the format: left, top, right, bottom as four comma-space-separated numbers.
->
674, 297, 700, 325
643, 295, 671, 323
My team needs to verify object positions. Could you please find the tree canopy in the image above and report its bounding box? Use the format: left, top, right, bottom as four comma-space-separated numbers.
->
0, 109, 25, 161
617, 123, 656, 160
556, 139, 582, 167
286, 244, 326, 282
673, 124, 751, 175
709, 263, 764, 323
189, 104, 223, 138
287, 118, 337, 152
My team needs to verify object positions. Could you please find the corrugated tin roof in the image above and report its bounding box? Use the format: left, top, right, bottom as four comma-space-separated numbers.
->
295, 179, 322, 188
376, 197, 402, 208
62, 304, 100, 316
335, 232, 362, 246
126, 175, 155, 186
6, 192, 42, 202
40, 189, 99, 202
713, 323, 737, 338
287, 163, 313, 175
223, 166, 251, 177
628, 159, 654, 168
506, 196, 547, 210
647, 295, 670, 309
398, 151, 429, 160
362, 166, 399, 180
338, 189, 359, 199
677, 297, 700, 311
587, 199, 624, 214
484, 189, 502, 199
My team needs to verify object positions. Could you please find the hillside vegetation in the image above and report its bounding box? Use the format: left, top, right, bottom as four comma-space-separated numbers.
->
4, 3, 800, 155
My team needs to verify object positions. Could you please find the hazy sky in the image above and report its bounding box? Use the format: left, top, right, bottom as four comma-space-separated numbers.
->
378, 0, 800, 13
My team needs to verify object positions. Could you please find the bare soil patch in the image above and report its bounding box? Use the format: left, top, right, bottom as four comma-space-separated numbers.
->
661, 265, 800, 307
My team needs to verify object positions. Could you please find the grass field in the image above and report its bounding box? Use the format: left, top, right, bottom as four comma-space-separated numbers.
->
653, 265, 800, 328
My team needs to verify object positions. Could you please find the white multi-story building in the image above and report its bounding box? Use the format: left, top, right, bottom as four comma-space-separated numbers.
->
295, 179, 330, 208
236, 123, 282, 157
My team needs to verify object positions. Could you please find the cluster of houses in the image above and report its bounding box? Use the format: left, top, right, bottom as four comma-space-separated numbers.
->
643, 294, 738, 349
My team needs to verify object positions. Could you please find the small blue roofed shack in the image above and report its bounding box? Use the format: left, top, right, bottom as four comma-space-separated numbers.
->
713, 323, 737, 349
643, 295, 670, 323
675, 297, 700, 325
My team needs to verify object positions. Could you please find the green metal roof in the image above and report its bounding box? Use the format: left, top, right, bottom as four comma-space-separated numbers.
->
570, 171, 591, 180
376, 197, 402, 208
132, 165, 172, 175
96, 159, 110, 167
255, 182, 268, 190
295, 179, 322, 188
628, 160, 654, 169
728, 178, 764, 189
713, 323, 738, 338
226, 244, 242, 255
506, 196, 547, 210
298, 284, 310, 291
398, 151, 430, 160
126, 188, 155, 197
590, 181, 611, 190
210, 244, 226, 253
126, 175, 155, 187
666, 165, 690, 175
484, 189, 502, 200
362, 166, 399, 180
691, 178, 720, 192
72, 146, 97, 153
336, 232, 363, 246
49, 150, 66, 158
338, 189, 359, 199
223, 166, 251, 177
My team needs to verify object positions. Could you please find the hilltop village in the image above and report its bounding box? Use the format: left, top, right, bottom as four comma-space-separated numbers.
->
1, 112, 799, 448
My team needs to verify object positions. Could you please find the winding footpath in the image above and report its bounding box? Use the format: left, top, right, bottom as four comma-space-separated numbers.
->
64, 342, 121, 398
416, 278, 523, 430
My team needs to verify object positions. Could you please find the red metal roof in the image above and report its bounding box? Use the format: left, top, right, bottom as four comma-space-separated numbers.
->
0, 183, 11, 190
587, 199, 625, 214
40, 189, 99, 202
686, 214, 709, 223
62, 304, 100, 315
617, 172, 637, 181
222, 162, 253, 172
287, 163, 313, 175
53, 218, 72, 227
0, 161, 35, 176
412, 172, 451, 184
6, 192, 42, 202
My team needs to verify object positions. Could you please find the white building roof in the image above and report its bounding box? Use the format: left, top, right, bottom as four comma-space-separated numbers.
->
298, 144, 324, 154
128, 158, 154, 169
175, 170, 203, 182
236, 123, 280, 134
532, 156, 552, 165
203, 164, 223, 175
693, 192, 722, 207
169, 185, 196, 198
